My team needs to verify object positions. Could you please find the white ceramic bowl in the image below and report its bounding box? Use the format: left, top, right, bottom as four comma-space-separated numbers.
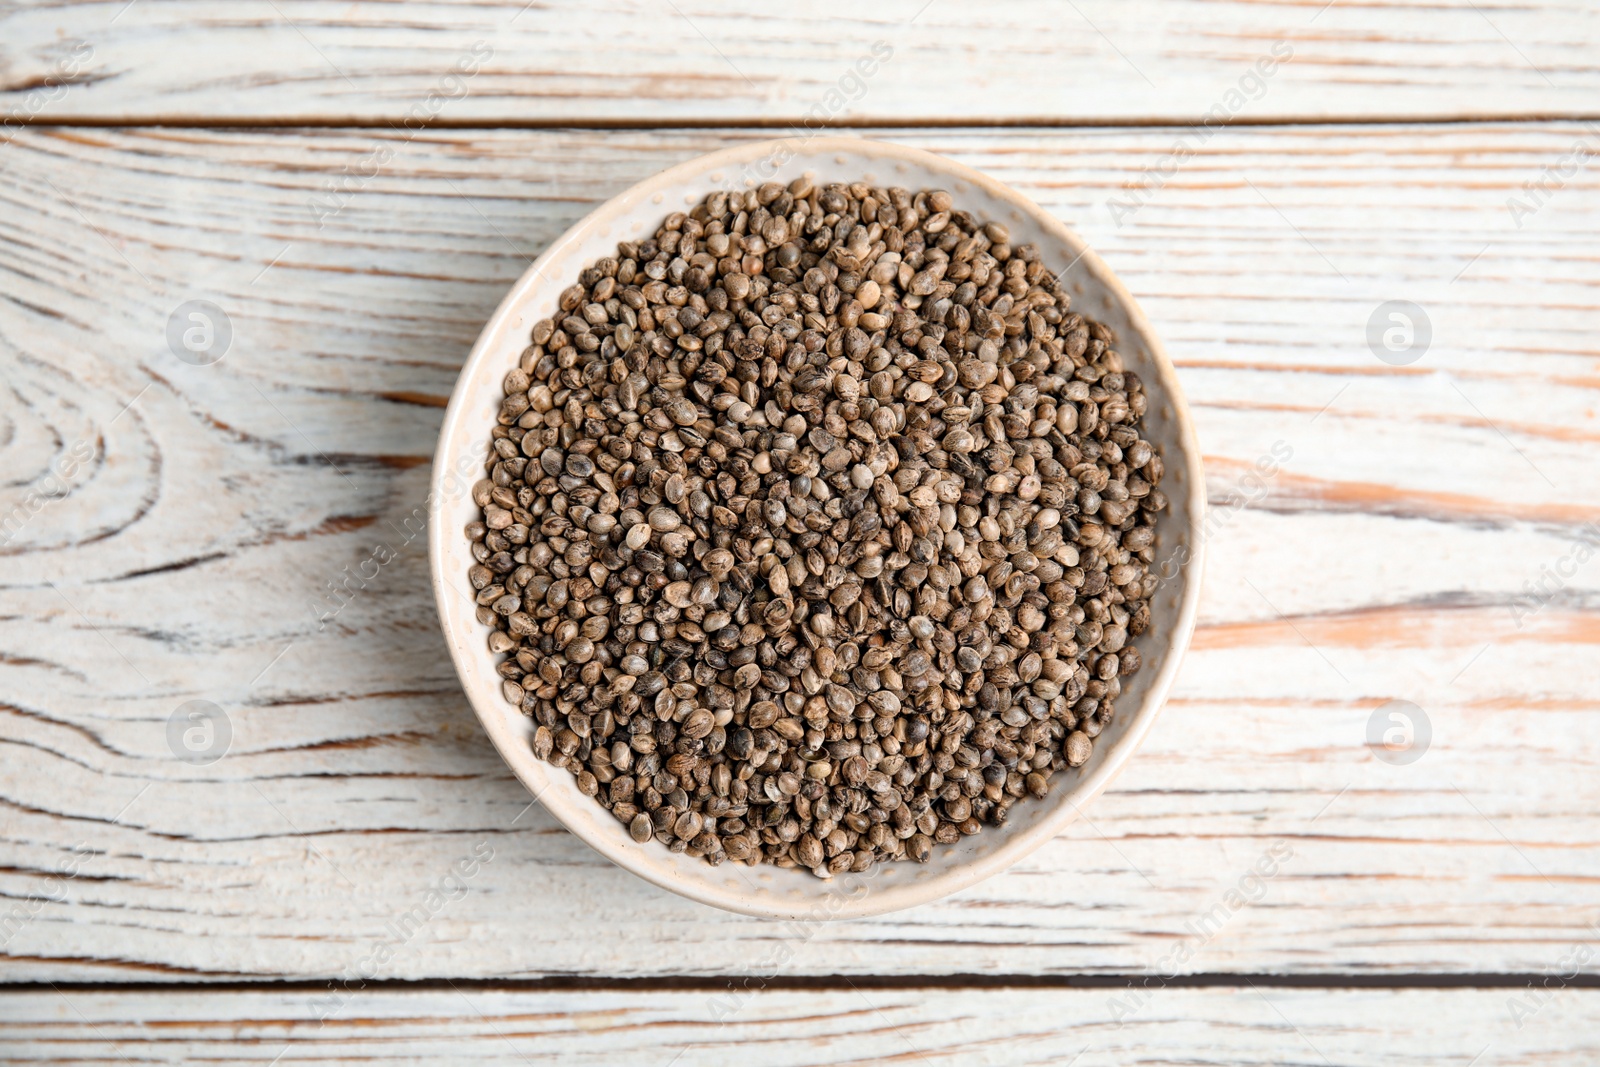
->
429, 137, 1204, 920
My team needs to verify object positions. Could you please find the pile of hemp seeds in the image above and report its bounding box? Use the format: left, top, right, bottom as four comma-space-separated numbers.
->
466, 178, 1167, 877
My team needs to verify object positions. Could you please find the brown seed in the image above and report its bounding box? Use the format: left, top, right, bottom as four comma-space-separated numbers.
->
909, 834, 933, 864
682, 708, 715, 740
796, 833, 825, 869
674, 810, 703, 839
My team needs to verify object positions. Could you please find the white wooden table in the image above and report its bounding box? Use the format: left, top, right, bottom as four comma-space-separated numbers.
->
2, 3, 1599, 1062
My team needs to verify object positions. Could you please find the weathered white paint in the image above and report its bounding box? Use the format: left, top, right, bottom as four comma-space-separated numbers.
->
1, 987, 1597, 1064
0, 125, 1597, 984
1, 1, 1598, 124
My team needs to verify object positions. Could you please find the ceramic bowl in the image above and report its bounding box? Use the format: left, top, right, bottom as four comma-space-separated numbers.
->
429, 137, 1204, 920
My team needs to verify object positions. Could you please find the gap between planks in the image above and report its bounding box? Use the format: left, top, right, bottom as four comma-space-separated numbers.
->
8, 113, 1600, 131
8, 975, 1600, 994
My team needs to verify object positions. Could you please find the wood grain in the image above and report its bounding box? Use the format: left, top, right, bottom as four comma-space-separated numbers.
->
3, 986, 1599, 1064
1, 125, 1598, 981
2, 1, 1599, 125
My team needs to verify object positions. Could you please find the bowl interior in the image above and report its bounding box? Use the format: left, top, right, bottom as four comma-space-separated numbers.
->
429, 137, 1203, 920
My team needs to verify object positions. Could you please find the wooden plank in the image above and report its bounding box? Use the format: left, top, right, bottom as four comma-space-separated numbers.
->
1, 125, 1598, 981
2, 1, 1599, 125
3, 986, 1599, 1064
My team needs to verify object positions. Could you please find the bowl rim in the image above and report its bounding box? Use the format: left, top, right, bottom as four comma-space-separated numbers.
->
429, 135, 1206, 919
